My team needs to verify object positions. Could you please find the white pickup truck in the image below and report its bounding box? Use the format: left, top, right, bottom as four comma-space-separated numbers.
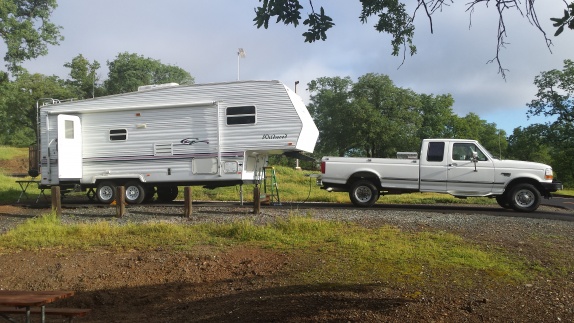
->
318, 139, 563, 212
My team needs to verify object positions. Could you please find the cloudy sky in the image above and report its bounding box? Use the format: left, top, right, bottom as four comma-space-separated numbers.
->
18, 0, 574, 133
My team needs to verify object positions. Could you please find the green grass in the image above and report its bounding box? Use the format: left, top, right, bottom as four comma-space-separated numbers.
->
0, 146, 27, 160
0, 213, 537, 287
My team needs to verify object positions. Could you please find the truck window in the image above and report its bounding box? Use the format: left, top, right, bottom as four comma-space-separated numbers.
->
426, 142, 445, 162
452, 143, 488, 161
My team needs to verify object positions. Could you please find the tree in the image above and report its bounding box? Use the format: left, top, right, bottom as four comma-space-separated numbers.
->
253, 0, 557, 78
417, 93, 455, 139
351, 73, 422, 157
527, 59, 574, 128
307, 76, 357, 157
104, 52, 194, 95
64, 54, 102, 99
448, 113, 507, 157
0, 0, 63, 73
0, 70, 74, 146
507, 124, 552, 164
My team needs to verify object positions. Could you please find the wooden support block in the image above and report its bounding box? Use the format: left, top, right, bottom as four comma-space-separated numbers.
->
116, 186, 126, 218
51, 186, 61, 216
184, 186, 192, 217
253, 186, 260, 214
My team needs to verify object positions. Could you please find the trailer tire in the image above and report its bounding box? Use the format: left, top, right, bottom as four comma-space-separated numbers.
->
143, 185, 155, 203
349, 180, 379, 207
156, 185, 179, 202
96, 181, 116, 204
125, 181, 145, 204
508, 183, 541, 212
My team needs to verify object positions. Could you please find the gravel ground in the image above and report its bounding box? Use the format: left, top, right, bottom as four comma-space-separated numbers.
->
3, 203, 574, 240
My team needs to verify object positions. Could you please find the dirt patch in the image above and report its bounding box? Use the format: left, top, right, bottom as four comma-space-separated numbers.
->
0, 156, 29, 176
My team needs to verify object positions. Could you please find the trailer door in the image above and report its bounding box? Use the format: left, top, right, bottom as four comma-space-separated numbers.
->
57, 114, 82, 179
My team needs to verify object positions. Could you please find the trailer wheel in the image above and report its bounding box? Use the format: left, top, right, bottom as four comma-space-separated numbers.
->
508, 183, 541, 212
125, 181, 145, 204
495, 194, 511, 209
143, 185, 155, 203
96, 181, 116, 204
349, 180, 379, 207
156, 185, 179, 202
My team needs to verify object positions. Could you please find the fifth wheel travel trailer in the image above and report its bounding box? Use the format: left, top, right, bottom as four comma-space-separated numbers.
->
30, 80, 319, 204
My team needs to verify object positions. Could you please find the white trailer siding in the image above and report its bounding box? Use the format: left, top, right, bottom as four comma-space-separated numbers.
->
38, 81, 318, 189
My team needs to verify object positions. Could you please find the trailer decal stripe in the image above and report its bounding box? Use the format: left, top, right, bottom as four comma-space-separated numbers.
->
83, 152, 245, 163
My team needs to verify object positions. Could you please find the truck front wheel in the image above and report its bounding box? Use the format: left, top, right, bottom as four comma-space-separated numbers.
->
508, 183, 541, 212
349, 180, 379, 207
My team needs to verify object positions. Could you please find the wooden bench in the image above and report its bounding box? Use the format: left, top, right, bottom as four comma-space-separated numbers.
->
0, 306, 91, 322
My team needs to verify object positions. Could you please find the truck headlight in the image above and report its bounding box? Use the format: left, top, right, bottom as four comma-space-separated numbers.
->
545, 168, 553, 180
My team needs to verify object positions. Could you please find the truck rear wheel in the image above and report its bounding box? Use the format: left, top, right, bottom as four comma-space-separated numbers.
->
509, 183, 541, 212
96, 181, 116, 204
495, 194, 511, 209
349, 180, 379, 207
125, 181, 145, 204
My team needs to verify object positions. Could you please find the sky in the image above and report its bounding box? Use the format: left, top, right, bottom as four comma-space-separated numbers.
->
15, 0, 574, 134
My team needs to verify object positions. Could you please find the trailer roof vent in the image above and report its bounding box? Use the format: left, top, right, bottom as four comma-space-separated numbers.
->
138, 83, 179, 92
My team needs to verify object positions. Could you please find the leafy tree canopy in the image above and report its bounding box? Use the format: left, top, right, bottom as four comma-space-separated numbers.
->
104, 52, 194, 95
64, 54, 102, 99
307, 73, 506, 158
0, 0, 63, 73
254, 0, 569, 78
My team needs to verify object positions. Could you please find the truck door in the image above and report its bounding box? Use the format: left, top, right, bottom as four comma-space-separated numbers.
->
446, 142, 494, 195
57, 114, 82, 179
419, 141, 448, 192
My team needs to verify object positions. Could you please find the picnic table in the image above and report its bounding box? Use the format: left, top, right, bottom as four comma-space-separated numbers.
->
15, 180, 47, 203
0, 290, 88, 323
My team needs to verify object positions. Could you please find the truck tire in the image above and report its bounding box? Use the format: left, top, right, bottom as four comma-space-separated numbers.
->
508, 183, 541, 212
495, 194, 511, 209
125, 181, 145, 204
349, 180, 379, 207
96, 181, 116, 204
156, 185, 179, 202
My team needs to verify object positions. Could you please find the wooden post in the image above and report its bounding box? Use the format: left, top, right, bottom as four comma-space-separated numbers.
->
116, 186, 125, 218
184, 186, 192, 218
51, 186, 61, 216
253, 185, 260, 214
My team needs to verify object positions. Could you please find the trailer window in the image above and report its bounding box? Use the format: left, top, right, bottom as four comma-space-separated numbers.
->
426, 142, 445, 162
109, 129, 127, 141
226, 106, 256, 125
65, 120, 75, 139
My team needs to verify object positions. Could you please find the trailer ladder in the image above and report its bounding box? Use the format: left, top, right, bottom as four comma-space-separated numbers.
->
262, 166, 281, 205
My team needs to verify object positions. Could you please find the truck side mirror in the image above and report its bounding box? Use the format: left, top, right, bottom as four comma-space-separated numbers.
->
472, 151, 478, 172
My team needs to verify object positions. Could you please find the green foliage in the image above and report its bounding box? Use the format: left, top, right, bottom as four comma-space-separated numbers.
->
551, 2, 574, 36
307, 73, 507, 158
0, 70, 75, 146
0, 0, 63, 73
507, 125, 553, 165
63, 54, 102, 99
0, 215, 538, 285
524, 59, 574, 186
104, 52, 194, 94
253, 0, 563, 69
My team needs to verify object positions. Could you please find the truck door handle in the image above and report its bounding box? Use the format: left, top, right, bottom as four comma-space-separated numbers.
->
448, 163, 457, 167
